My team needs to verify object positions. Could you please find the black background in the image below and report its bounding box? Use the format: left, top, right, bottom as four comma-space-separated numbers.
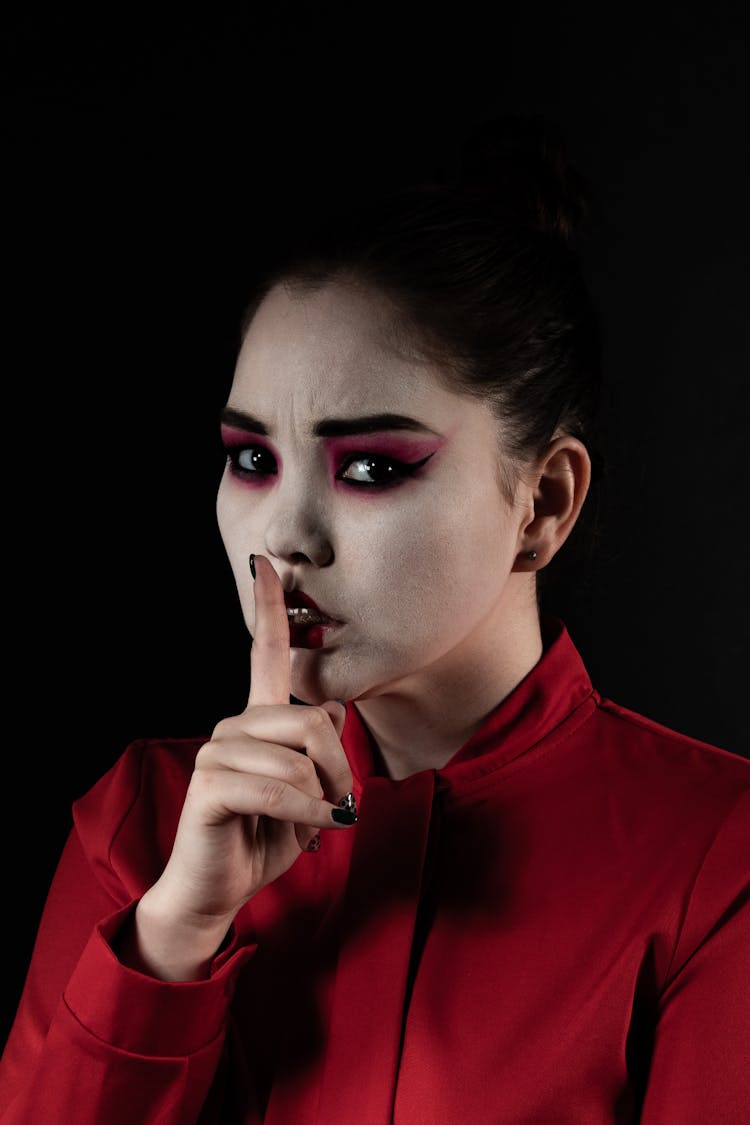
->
3, 2, 749, 1045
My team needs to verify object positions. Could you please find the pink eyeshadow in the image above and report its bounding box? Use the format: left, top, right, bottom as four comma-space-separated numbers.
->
323, 434, 445, 473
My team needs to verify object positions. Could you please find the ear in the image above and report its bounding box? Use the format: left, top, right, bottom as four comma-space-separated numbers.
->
513, 436, 592, 570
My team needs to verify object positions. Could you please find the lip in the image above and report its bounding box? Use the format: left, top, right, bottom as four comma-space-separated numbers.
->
283, 589, 340, 626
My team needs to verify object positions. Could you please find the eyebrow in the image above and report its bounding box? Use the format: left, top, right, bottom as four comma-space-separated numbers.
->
219, 406, 441, 438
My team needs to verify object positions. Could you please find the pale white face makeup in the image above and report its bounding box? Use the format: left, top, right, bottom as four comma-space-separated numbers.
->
216, 280, 531, 708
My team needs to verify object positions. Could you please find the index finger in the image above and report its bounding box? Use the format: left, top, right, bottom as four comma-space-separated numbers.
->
248, 554, 292, 707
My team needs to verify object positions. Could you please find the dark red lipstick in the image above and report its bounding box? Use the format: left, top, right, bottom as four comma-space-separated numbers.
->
283, 590, 341, 649
283, 589, 334, 623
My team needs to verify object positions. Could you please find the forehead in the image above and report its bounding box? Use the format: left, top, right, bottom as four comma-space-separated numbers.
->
230, 280, 463, 422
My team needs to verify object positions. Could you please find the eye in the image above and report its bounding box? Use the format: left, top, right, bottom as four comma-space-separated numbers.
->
337, 452, 434, 487
225, 444, 278, 479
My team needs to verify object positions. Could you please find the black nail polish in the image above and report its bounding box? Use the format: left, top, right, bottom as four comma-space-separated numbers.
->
304, 833, 321, 852
338, 792, 357, 818
331, 807, 358, 825
332, 793, 358, 824
249, 553, 256, 579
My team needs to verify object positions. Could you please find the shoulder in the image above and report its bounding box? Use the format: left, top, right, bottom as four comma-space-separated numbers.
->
584, 693, 750, 837
543, 617, 748, 812
73, 735, 208, 818
551, 694, 749, 953
592, 693, 749, 782
71, 735, 208, 899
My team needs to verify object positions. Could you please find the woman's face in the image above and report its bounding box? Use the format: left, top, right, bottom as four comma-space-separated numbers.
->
216, 280, 527, 705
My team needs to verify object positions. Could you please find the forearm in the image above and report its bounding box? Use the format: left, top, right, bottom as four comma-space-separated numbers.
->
1, 904, 257, 1125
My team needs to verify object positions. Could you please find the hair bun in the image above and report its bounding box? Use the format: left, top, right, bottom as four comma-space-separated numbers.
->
456, 113, 589, 245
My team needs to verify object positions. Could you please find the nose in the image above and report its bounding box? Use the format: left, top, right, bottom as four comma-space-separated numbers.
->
263, 482, 334, 568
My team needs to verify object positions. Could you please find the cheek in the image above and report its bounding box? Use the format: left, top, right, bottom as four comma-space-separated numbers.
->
215, 477, 260, 584
215, 476, 230, 530
215, 481, 237, 554
217, 472, 256, 531
343, 496, 506, 629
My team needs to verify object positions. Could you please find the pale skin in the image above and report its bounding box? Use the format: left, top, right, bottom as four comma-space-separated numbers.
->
118, 280, 591, 981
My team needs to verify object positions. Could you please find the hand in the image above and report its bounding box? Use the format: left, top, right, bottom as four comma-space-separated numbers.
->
123, 554, 355, 980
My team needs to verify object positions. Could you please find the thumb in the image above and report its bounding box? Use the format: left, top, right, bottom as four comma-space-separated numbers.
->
319, 699, 348, 741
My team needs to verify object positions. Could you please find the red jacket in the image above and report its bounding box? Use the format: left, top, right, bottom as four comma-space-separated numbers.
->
2, 617, 749, 1123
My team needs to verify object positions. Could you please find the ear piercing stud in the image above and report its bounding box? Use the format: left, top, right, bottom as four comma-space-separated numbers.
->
527, 550, 538, 560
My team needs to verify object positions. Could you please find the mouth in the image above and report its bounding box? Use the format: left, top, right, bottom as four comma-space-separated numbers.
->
283, 589, 342, 651
283, 590, 340, 628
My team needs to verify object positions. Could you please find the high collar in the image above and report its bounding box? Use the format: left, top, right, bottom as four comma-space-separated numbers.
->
341, 615, 595, 788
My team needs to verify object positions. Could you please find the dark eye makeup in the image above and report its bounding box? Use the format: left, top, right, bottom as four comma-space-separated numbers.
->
229, 445, 278, 477
336, 452, 435, 486
223, 443, 434, 489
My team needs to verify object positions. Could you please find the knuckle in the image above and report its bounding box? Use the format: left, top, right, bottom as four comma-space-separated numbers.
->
187, 766, 217, 800
259, 778, 288, 812
211, 715, 238, 739
195, 740, 218, 768
303, 706, 331, 738
257, 636, 287, 660
334, 769, 354, 797
286, 753, 316, 788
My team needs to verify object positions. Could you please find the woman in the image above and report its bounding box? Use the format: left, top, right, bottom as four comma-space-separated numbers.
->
1, 117, 748, 1123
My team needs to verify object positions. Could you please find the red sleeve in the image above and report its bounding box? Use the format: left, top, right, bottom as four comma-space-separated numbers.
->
0, 780, 256, 1123
641, 788, 750, 1123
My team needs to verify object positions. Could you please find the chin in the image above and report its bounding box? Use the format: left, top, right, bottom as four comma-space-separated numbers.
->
290, 658, 340, 706
291, 650, 374, 707
289, 685, 328, 706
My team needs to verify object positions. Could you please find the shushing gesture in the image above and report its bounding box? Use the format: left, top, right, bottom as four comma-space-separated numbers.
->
120, 554, 356, 981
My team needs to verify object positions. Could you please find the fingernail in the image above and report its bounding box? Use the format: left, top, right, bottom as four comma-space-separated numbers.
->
249, 553, 256, 579
304, 833, 321, 853
331, 792, 358, 825
339, 792, 357, 816
331, 807, 358, 825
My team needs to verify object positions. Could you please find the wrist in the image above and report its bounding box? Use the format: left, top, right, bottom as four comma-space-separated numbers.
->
115, 890, 235, 982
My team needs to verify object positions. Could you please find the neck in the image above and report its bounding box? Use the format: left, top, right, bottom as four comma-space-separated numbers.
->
352, 602, 544, 780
